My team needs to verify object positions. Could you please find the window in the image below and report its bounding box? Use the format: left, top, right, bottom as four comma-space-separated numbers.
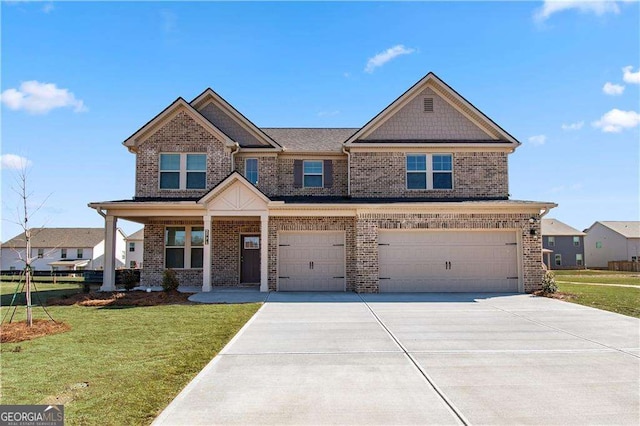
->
303, 160, 323, 188
596, 241, 602, 249
61, 248, 67, 259
160, 153, 206, 190
37, 248, 44, 259
244, 236, 260, 249
9, 266, 16, 271
77, 249, 83, 258
165, 226, 204, 269
129, 242, 136, 252
573, 236, 580, 247
406, 154, 453, 190
130, 260, 137, 268
548, 236, 555, 247
245, 158, 259, 185
555, 254, 562, 266
576, 254, 583, 266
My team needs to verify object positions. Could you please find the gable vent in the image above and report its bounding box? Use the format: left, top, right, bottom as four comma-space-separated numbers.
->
423, 97, 434, 113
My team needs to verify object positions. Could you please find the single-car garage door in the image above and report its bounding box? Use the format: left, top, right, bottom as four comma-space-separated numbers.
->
378, 230, 520, 292
278, 232, 346, 291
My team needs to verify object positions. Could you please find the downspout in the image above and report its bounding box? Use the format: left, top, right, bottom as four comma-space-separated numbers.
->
230, 142, 240, 172
342, 146, 351, 197
96, 207, 107, 219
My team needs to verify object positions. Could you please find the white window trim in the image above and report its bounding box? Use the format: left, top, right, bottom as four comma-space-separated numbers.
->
573, 236, 580, 247
576, 254, 583, 266
548, 236, 555, 247
165, 226, 204, 269
245, 158, 259, 185
77, 249, 83, 259
406, 153, 453, 191
555, 254, 562, 266
159, 153, 207, 190
303, 160, 324, 188
61, 248, 67, 259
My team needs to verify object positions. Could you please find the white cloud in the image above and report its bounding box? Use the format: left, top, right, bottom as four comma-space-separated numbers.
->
42, 2, 54, 13
534, 0, 622, 22
622, 65, 640, 84
0, 154, 32, 170
528, 134, 547, 146
592, 109, 640, 132
561, 121, 584, 131
602, 82, 625, 95
365, 45, 415, 73
0, 81, 86, 114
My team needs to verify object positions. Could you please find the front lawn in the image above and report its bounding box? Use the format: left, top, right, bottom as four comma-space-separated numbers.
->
555, 282, 640, 318
553, 270, 640, 286
1, 287, 260, 425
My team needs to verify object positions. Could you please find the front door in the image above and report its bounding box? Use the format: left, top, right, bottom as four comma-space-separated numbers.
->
240, 235, 261, 284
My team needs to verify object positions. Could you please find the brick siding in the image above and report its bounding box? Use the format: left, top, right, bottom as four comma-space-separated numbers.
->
234, 155, 278, 197
212, 219, 260, 286
276, 157, 348, 197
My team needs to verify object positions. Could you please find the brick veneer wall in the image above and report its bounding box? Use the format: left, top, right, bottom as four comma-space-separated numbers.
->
350, 151, 508, 198
267, 217, 356, 291
141, 220, 204, 287
212, 220, 260, 286
234, 155, 278, 197
364, 87, 492, 140
135, 110, 231, 198
277, 158, 348, 197
353, 212, 543, 293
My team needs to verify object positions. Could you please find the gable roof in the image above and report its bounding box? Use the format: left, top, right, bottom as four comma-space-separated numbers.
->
262, 128, 358, 153
198, 171, 271, 205
191, 88, 282, 150
122, 98, 235, 152
344, 72, 520, 146
2, 228, 106, 249
126, 228, 144, 241
541, 219, 585, 236
592, 221, 640, 238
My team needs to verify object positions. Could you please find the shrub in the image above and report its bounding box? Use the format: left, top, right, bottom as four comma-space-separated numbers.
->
121, 270, 139, 291
162, 269, 179, 292
541, 271, 557, 294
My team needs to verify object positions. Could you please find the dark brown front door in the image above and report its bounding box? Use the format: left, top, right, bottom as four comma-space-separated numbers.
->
240, 235, 260, 283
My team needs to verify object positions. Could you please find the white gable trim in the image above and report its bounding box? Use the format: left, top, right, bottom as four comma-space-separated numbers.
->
123, 98, 235, 152
191, 89, 282, 151
198, 172, 270, 213
345, 72, 520, 146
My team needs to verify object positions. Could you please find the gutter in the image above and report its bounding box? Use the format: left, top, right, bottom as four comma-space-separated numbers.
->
342, 146, 351, 196
230, 142, 240, 172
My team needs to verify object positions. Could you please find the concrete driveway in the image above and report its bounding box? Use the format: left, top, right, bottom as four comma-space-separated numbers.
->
154, 293, 640, 425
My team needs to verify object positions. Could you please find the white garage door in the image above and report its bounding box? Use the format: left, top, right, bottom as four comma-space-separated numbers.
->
378, 230, 519, 292
278, 232, 346, 291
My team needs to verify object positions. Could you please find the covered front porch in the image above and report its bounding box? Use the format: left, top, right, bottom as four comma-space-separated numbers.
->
89, 173, 270, 292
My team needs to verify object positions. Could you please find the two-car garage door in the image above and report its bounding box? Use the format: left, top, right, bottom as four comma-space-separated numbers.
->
378, 230, 520, 292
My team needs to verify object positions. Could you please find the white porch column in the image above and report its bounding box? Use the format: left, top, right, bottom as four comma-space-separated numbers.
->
101, 215, 117, 291
202, 214, 212, 292
260, 214, 269, 292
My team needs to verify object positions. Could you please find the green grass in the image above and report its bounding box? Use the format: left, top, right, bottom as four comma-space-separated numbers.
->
552, 269, 636, 276
1, 282, 88, 307
1, 284, 261, 425
556, 282, 640, 318
552, 270, 640, 286
1, 275, 85, 283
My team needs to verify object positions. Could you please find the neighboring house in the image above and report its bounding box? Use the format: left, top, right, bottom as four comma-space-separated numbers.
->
125, 228, 144, 269
541, 218, 586, 269
89, 72, 556, 293
584, 221, 640, 268
1, 228, 126, 271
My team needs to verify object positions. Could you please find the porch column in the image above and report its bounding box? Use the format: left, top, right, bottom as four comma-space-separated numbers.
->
101, 215, 117, 291
260, 213, 269, 292
202, 214, 212, 292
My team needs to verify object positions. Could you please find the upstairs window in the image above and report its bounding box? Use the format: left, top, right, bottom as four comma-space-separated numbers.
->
245, 158, 259, 185
37, 248, 44, 259
573, 236, 580, 247
61, 248, 67, 259
160, 153, 206, 190
77, 249, 83, 259
406, 154, 453, 190
129, 242, 136, 252
303, 160, 323, 188
548, 236, 555, 247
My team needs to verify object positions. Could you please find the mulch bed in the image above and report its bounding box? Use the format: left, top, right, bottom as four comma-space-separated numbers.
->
47, 290, 193, 307
1, 319, 71, 343
534, 290, 577, 301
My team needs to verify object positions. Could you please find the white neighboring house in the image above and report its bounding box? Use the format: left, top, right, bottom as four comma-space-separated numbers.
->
584, 221, 640, 268
125, 228, 144, 269
0, 228, 126, 272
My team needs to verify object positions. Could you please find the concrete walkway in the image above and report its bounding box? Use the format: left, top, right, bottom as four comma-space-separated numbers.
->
154, 293, 640, 425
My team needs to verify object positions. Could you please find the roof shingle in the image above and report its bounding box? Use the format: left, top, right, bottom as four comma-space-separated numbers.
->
261, 128, 357, 152
2, 228, 105, 249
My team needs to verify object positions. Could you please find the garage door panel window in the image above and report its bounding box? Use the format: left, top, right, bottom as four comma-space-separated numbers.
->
165, 226, 204, 269
406, 154, 453, 190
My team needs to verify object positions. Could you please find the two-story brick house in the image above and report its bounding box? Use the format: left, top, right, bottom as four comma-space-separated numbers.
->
89, 72, 555, 293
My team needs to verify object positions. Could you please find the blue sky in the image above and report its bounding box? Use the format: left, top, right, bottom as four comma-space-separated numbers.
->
1, 1, 639, 241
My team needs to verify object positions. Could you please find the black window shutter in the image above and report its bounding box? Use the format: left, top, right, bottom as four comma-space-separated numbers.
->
293, 160, 303, 188
323, 160, 333, 188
